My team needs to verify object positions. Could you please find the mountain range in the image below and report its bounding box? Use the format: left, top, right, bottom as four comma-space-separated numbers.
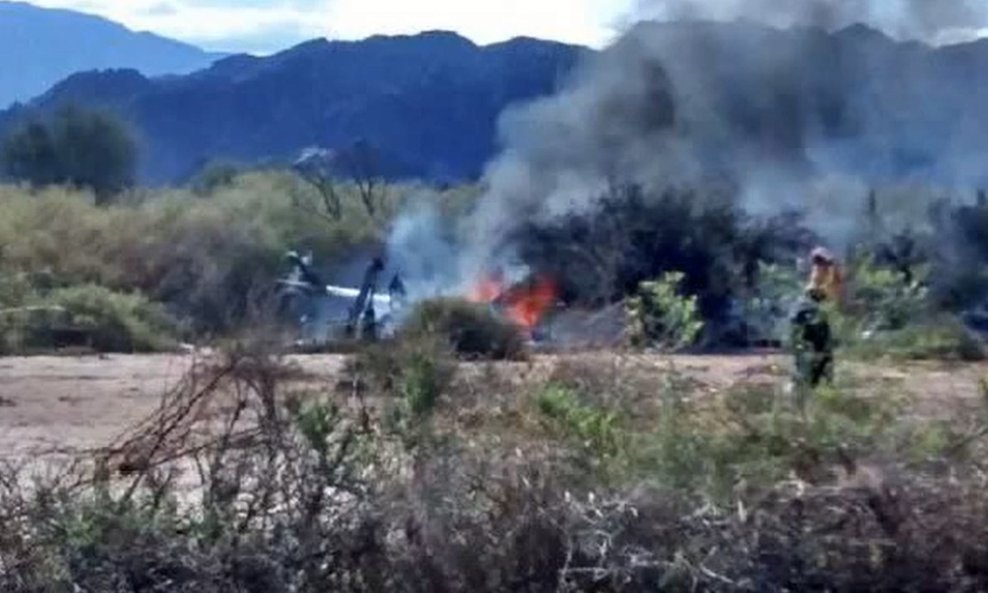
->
1, 30, 587, 183
4, 5, 988, 188
0, 1, 221, 109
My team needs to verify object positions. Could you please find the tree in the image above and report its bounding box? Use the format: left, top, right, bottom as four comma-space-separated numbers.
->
0, 121, 60, 185
51, 107, 137, 201
1, 107, 137, 202
290, 140, 385, 222
337, 139, 385, 218
292, 147, 344, 222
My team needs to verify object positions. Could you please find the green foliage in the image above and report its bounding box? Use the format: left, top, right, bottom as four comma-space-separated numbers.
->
4, 352, 988, 592
353, 334, 456, 425
399, 349, 451, 417
634, 372, 733, 492
402, 298, 528, 360
0, 276, 177, 354
0, 172, 389, 339
0, 122, 60, 185
537, 384, 622, 457
533, 362, 910, 499
295, 400, 340, 454
625, 271, 704, 350
831, 257, 985, 361
850, 257, 930, 333
855, 316, 985, 362
631, 380, 906, 500
0, 271, 34, 308
1, 107, 137, 201
40, 284, 176, 352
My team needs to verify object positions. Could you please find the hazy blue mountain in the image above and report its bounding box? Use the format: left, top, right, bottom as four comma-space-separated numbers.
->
0, 1, 220, 108
1, 31, 588, 183
15, 21, 988, 188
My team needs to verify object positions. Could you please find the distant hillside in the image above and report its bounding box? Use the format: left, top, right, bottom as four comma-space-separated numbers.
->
0, 31, 589, 184
0, 1, 220, 108
11, 21, 988, 189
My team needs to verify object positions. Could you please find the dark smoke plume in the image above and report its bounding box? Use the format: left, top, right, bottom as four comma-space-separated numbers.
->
455, 13, 988, 272
638, 0, 988, 44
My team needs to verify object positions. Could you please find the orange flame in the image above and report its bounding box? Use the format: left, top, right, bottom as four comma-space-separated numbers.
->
499, 276, 559, 331
468, 272, 557, 331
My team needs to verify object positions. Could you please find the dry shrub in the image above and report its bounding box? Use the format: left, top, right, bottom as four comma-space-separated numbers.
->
346, 334, 457, 427
4, 348, 988, 592
551, 472, 988, 592
0, 174, 385, 338
402, 298, 529, 361
0, 283, 178, 354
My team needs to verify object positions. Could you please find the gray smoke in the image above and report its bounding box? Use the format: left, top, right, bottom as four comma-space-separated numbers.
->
637, 0, 988, 44
385, 202, 460, 299
457, 12, 988, 269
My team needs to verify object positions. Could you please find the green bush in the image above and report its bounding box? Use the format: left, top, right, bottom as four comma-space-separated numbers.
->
537, 384, 623, 458
351, 334, 456, 418
33, 285, 177, 353
625, 271, 704, 350
829, 258, 985, 361
848, 256, 930, 333
0, 271, 34, 308
853, 316, 985, 362
0, 274, 177, 354
402, 298, 528, 360
400, 348, 452, 417
0, 173, 394, 339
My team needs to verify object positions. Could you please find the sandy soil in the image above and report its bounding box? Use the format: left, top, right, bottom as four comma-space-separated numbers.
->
0, 353, 985, 462
0, 354, 343, 461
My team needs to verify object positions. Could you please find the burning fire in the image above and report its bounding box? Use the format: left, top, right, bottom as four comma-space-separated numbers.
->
468, 272, 558, 331
502, 276, 558, 330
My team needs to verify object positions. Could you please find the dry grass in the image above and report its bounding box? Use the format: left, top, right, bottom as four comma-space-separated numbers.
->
2, 344, 988, 592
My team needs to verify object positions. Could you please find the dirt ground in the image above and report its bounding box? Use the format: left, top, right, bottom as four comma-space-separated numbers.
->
0, 353, 985, 463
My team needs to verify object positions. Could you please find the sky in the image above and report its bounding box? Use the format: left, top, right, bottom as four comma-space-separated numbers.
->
25, 0, 988, 56
28, 0, 637, 54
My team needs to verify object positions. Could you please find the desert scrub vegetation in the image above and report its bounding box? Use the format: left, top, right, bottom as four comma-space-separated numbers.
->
829, 257, 986, 362
0, 271, 178, 353
0, 283, 178, 353
0, 171, 425, 350
625, 271, 704, 351
347, 334, 457, 436
3, 347, 988, 591
401, 298, 529, 360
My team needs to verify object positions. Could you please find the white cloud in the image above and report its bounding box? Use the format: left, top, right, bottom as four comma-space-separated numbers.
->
27, 0, 634, 53
324, 0, 633, 46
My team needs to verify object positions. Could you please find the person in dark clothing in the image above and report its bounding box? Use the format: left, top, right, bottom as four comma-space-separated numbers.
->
286, 251, 324, 289
790, 287, 835, 392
